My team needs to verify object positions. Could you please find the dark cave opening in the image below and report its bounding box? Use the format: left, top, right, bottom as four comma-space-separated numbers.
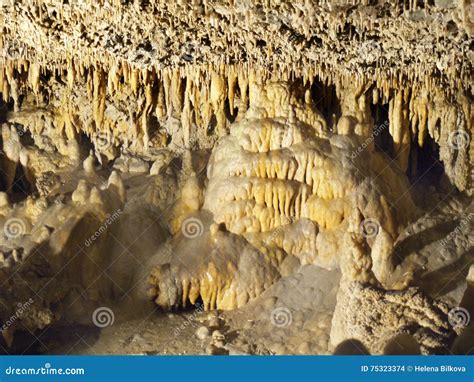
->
369, 101, 445, 188
180, 296, 204, 313
78, 132, 95, 155
10, 164, 31, 198
310, 78, 339, 129
371, 102, 393, 158
410, 134, 445, 186
0, 101, 7, 124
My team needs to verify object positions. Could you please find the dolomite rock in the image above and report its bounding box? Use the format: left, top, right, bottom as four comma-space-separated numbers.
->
205, 81, 415, 287
330, 282, 455, 354
145, 217, 280, 311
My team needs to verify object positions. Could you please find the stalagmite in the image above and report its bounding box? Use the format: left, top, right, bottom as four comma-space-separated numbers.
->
107, 170, 126, 204
83, 151, 96, 174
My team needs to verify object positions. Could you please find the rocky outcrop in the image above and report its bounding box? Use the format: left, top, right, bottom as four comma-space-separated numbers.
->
330, 282, 455, 354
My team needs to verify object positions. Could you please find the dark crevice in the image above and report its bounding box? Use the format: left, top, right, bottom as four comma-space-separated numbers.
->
310, 78, 340, 129
410, 134, 444, 186
371, 102, 393, 157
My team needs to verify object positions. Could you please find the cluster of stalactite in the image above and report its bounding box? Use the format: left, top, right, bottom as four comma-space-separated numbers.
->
0, 56, 472, 195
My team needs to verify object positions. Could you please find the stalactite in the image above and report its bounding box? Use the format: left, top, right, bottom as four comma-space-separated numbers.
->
389, 91, 411, 172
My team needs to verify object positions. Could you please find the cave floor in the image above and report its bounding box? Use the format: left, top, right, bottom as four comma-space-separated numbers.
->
3, 265, 340, 356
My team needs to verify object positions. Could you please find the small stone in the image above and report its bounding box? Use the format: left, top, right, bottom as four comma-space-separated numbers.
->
211, 330, 225, 341
226, 344, 249, 355
211, 339, 226, 348
195, 326, 210, 340
207, 316, 220, 328
206, 344, 228, 355
113, 155, 149, 173
269, 342, 286, 355
210, 330, 226, 348
131, 334, 145, 343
